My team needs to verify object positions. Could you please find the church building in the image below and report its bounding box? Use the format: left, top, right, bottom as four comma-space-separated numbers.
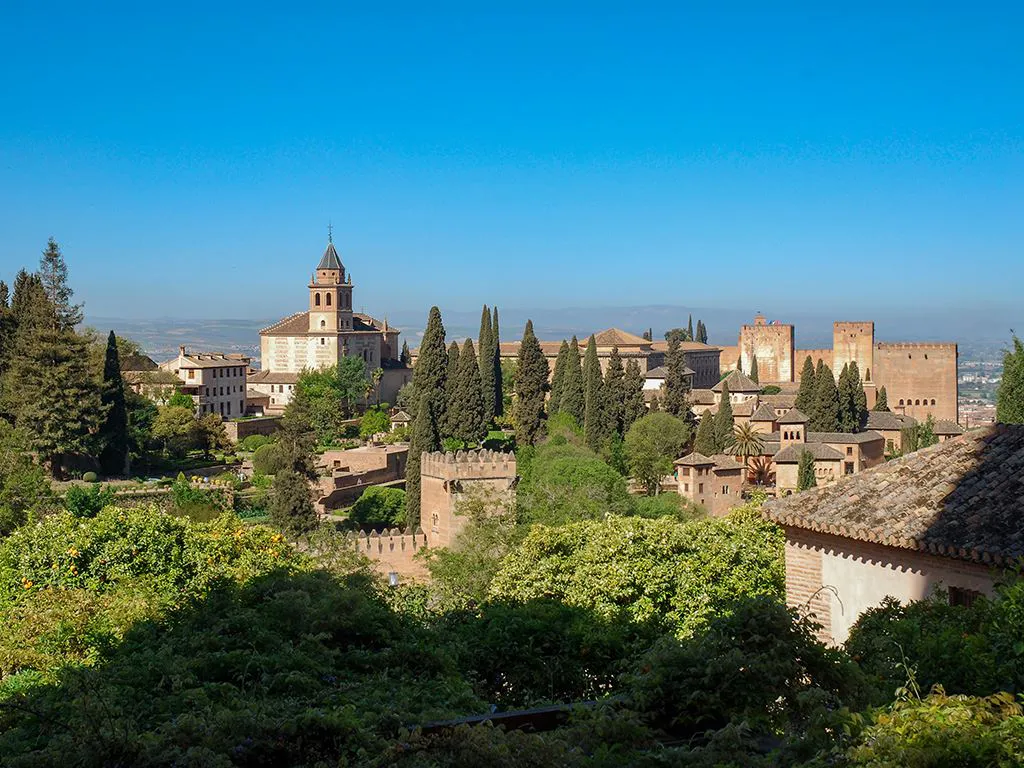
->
249, 235, 411, 411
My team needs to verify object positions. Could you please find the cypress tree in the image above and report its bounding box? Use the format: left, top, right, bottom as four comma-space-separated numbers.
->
622, 358, 646, 431
750, 356, 759, 384
813, 363, 840, 432
491, 306, 503, 417
270, 467, 319, 540
405, 392, 440, 529
649, 394, 660, 412
514, 320, 549, 447
400, 339, 411, 366
478, 305, 496, 424
686, 314, 694, 341
443, 341, 461, 438
582, 335, 605, 450
411, 306, 448, 427
797, 449, 817, 491
796, 356, 816, 413
874, 385, 890, 412
99, 330, 129, 476
662, 336, 690, 417
693, 413, 717, 456
837, 363, 855, 433
849, 361, 868, 430
452, 339, 486, 444
996, 335, 1024, 424
642, 328, 652, 341
548, 340, 570, 417
714, 382, 734, 451
603, 345, 626, 436
696, 320, 708, 344
559, 336, 584, 424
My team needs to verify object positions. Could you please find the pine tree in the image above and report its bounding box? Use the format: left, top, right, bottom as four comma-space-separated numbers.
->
400, 339, 411, 366
714, 382, 734, 451
559, 336, 584, 423
797, 449, 817, 491
996, 335, 1024, 424
547, 340, 570, 417
686, 314, 694, 341
750, 356, 759, 384
491, 307, 503, 417
812, 363, 840, 432
405, 392, 440, 529
603, 345, 626, 436
662, 336, 690, 417
39, 238, 83, 330
796, 356, 816, 413
693, 413, 717, 456
874, 385, 890, 412
98, 331, 129, 476
452, 339, 486, 444
478, 305, 496, 424
849, 361, 868, 430
411, 306, 448, 426
0, 281, 12, 385
514, 320, 549, 447
622, 359, 646, 430
443, 341, 461, 438
582, 335, 605, 450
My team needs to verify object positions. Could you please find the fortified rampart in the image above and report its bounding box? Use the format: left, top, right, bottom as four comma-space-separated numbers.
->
831, 322, 874, 381
351, 528, 430, 581
873, 342, 958, 422
739, 315, 794, 383
795, 349, 833, 371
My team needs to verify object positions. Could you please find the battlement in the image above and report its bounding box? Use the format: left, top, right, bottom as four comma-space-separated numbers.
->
350, 528, 430, 581
876, 342, 957, 351
420, 449, 517, 481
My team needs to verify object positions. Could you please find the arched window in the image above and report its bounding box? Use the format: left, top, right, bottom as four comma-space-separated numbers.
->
320, 320, 326, 329
899, 399, 904, 406
915, 399, 920, 405
314, 293, 321, 307
931, 398, 936, 405
326, 293, 332, 306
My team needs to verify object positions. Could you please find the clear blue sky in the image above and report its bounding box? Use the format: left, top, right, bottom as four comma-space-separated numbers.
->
1, 3, 1021, 321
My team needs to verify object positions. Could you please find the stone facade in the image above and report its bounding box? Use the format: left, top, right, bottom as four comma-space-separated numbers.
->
739, 314, 794, 384
675, 453, 745, 516
159, 346, 249, 418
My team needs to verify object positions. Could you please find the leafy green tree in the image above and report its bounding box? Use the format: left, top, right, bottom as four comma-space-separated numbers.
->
649, 393, 661, 412
478, 304, 496, 424
152, 405, 201, 458
797, 449, 817, 490
166, 391, 194, 409
622, 359, 646, 431
410, 306, 448, 426
405, 392, 440, 529
714, 382, 735, 451
98, 331, 129, 476
348, 486, 406, 529
693, 413, 717, 456
288, 357, 366, 445
917, 414, 938, 449
197, 413, 231, 459
559, 336, 584, 423
64, 483, 116, 519
269, 466, 319, 539
812, 361, 840, 432
518, 453, 633, 525
663, 336, 690, 417
874, 385, 890, 411
443, 340, 461, 437
125, 388, 157, 461
796, 355, 817, 414
996, 335, 1024, 424
582, 335, 605, 451
603, 345, 626, 437
547, 340, 570, 417
625, 411, 691, 494
252, 442, 287, 474
664, 328, 688, 344
451, 339, 487, 444
514, 320, 549, 447
749, 355, 759, 384
0, 423, 55, 536
359, 405, 391, 440
491, 306, 503, 417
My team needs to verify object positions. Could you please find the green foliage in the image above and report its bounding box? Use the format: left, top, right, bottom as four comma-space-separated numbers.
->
663, 335, 691, 417
238, 433, 273, 452
558, 336, 584, 424
63, 483, 115, 519
348, 486, 407, 530
602, 345, 626, 437
448, 338, 487, 444
151, 404, 200, 458
518, 453, 632, 526
98, 330, 129, 475
622, 358, 646, 432
797, 449, 817, 490
630, 492, 703, 521
796, 355, 817, 414
693, 412, 717, 456
761, 384, 781, 395
838, 361, 868, 432
0, 425, 55, 536
360, 405, 391, 440
811, 359, 840, 432
478, 304, 496, 424
714, 382, 735, 451
582, 335, 605, 450
874, 384, 889, 411
490, 505, 784, 638
251, 441, 286, 475
288, 357, 367, 444
81, 471, 98, 483
166, 391, 194, 409
547, 339, 570, 417
997, 335, 1024, 424
491, 306, 503, 418
406, 392, 441, 529
749, 354, 759, 383
917, 413, 938, 450
412, 306, 449, 428
514, 320, 549, 447
270, 468, 318, 539
625, 411, 692, 494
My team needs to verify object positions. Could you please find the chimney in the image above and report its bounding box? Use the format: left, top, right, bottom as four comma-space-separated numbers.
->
179, 345, 186, 356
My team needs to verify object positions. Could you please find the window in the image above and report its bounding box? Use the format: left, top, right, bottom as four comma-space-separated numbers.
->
315, 293, 321, 306
326, 293, 332, 306
949, 587, 981, 608
899, 399, 904, 406
844, 461, 854, 475
722, 485, 729, 495
320, 320, 326, 329
846, 446, 853, 456
681, 467, 690, 477
204, 387, 209, 396
698, 483, 704, 493
187, 369, 194, 380
931, 399, 936, 405
227, 402, 231, 416
683, 483, 689, 492
321, 338, 325, 345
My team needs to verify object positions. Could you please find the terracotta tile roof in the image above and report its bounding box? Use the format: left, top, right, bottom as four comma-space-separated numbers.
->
691, 388, 716, 404
592, 328, 651, 347
934, 420, 965, 436
712, 370, 761, 393
732, 400, 756, 417
391, 410, 412, 422
124, 370, 180, 385
644, 365, 695, 379
248, 370, 300, 384
774, 443, 844, 462
162, 352, 250, 369
750, 403, 778, 422
807, 431, 884, 445
120, 354, 158, 372
261, 311, 310, 336
761, 439, 781, 457
712, 454, 744, 472
762, 393, 797, 409
650, 340, 721, 353
675, 452, 716, 466
763, 425, 1024, 565
865, 410, 913, 431
777, 408, 809, 424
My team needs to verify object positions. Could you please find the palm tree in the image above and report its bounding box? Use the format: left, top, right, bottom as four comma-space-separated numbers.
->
730, 422, 765, 478
748, 456, 775, 487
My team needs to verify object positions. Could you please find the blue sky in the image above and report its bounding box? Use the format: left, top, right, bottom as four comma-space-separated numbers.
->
1, 3, 1021, 322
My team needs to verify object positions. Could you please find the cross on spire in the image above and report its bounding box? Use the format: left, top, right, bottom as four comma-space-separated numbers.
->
327, 221, 333, 243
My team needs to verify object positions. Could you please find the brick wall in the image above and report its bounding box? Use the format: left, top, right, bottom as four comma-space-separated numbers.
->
874, 342, 958, 423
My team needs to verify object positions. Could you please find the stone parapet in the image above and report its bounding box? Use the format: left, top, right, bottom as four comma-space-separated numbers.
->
420, 449, 517, 481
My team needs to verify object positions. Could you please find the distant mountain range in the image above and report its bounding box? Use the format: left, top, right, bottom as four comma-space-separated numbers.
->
88, 304, 1019, 364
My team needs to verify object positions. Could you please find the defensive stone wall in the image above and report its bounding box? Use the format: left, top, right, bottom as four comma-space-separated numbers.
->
420, 449, 517, 482
831, 322, 875, 381
351, 528, 430, 581
739, 320, 794, 383
795, 349, 833, 372
873, 342, 958, 423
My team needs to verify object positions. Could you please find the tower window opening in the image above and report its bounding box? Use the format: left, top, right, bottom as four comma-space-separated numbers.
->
314, 293, 321, 307
326, 293, 332, 306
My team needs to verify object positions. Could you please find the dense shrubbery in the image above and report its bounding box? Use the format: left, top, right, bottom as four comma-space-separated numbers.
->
252, 441, 287, 474
237, 433, 273, 452
348, 486, 407, 530
63, 482, 116, 518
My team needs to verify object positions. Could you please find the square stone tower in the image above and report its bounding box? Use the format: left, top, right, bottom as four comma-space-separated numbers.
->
420, 449, 518, 547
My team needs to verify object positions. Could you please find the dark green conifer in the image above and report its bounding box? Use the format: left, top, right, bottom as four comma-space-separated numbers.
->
642, 328, 652, 341
837, 363, 855, 433
0, 281, 12, 385
812, 362, 840, 432
874, 385, 890, 412
686, 314, 694, 341
514, 320, 549, 447
443, 341, 461, 437
405, 392, 440, 529
849, 361, 868, 430
796, 356, 816, 413
996, 335, 1024, 424
603, 345, 626, 436
559, 336, 584, 423
693, 412, 717, 456
400, 339, 411, 366
696, 320, 708, 344
99, 331, 129, 476
411, 306, 448, 427
548, 340, 570, 416
797, 449, 817, 491
750, 356, 759, 384
649, 394, 661, 412
478, 305, 496, 424
270, 468, 318, 540
39, 237, 83, 330
622, 359, 646, 430
662, 336, 690, 417
714, 382, 734, 451
491, 307, 503, 417
452, 339, 486, 444
582, 335, 605, 450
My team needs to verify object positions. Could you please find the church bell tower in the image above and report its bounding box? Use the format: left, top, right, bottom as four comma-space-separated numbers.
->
308, 230, 354, 333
